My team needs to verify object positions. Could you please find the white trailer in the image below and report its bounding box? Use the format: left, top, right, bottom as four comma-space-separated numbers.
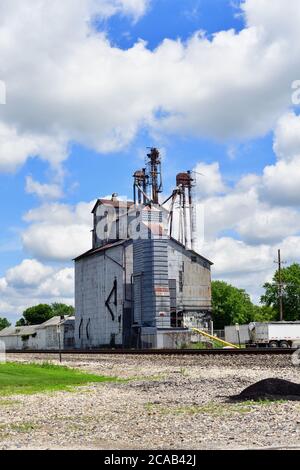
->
249, 322, 300, 348
225, 324, 250, 345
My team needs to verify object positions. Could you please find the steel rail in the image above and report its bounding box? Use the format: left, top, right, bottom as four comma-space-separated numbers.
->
5, 348, 298, 355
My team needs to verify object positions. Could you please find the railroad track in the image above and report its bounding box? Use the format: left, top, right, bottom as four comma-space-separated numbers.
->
6, 348, 299, 355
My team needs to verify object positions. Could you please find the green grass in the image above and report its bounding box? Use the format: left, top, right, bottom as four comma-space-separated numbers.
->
0, 399, 21, 406
188, 341, 223, 350
144, 399, 287, 417
10, 422, 37, 433
0, 362, 118, 396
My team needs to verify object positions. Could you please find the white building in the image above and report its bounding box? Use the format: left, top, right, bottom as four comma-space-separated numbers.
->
0, 316, 75, 351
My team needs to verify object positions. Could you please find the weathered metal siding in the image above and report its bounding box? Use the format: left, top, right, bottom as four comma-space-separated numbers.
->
75, 244, 128, 348
168, 239, 212, 313
133, 238, 170, 329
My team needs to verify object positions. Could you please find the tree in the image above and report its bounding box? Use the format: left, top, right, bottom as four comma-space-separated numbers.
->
51, 303, 74, 317
261, 263, 300, 321
212, 280, 256, 329
16, 318, 26, 327
252, 305, 277, 322
0, 317, 11, 331
17, 304, 54, 326
16, 303, 75, 326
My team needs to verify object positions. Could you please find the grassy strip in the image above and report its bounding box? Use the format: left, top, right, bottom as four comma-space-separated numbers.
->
0, 362, 118, 396
144, 400, 287, 416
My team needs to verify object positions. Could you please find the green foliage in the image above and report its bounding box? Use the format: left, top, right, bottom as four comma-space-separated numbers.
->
252, 305, 277, 322
51, 303, 75, 317
261, 263, 300, 321
0, 362, 118, 396
19, 304, 54, 326
16, 303, 75, 326
212, 281, 256, 329
0, 318, 10, 331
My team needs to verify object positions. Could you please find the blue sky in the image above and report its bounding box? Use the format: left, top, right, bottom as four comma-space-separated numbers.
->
1, 0, 300, 321
96, 0, 244, 49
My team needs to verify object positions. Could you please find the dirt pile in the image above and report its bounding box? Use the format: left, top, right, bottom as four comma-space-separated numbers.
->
230, 378, 300, 401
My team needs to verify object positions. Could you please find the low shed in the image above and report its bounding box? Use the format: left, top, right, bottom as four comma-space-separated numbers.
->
0, 316, 75, 351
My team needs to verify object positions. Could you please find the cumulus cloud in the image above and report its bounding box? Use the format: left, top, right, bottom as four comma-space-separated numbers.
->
0, 122, 68, 172
201, 235, 300, 303
260, 158, 300, 206
25, 176, 64, 200
37, 267, 74, 298
98, 0, 150, 20
0, 259, 74, 319
22, 200, 95, 261
273, 112, 300, 162
193, 162, 227, 197
1, 0, 300, 172
5, 259, 54, 288
258, 112, 300, 206
0, 80, 6, 105
0, 278, 8, 292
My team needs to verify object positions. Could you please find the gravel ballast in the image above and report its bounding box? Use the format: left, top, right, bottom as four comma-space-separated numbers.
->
0, 353, 300, 450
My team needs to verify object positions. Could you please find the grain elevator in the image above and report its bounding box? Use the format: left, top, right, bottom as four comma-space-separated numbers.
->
74, 149, 212, 349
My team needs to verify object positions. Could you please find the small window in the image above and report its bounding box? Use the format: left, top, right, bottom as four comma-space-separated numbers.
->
191, 255, 197, 263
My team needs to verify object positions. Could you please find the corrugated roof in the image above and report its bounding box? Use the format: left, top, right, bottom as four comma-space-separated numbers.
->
0, 316, 75, 336
92, 199, 134, 213
0, 325, 38, 337
36, 316, 75, 328
74, 239, 130, 261
74, 237, 213, 265
169, 237, 214, 265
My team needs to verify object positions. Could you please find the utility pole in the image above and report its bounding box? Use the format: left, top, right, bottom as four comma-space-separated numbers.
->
274, 249, 286, 321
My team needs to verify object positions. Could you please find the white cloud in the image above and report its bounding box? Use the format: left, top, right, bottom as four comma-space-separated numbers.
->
236, 206, 300, 244
0, 80, 6, 104
258, 112, 300, 206
273, 112, 300, 162
260, 157, 300, 206
25, 176, 63, 200
202, 237, 272, 277
0, 122, 68, 172
22, 200, 95, 261
201, 179, 300, 246
0, 259, 74, 319
22, 224, 92, 261
0, 278, 8, 292
193, 162, 226, 197
37, 267, 74, 298
5, 259, 54, 288
104, 0, 150, 20
201, 235, 300, 303
1, 0, 300, 172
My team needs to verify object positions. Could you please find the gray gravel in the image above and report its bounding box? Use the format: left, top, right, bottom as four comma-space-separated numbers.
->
0, 353, 300, 450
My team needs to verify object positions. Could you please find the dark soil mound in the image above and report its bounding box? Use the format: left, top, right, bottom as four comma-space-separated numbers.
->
230, 378, 300, 401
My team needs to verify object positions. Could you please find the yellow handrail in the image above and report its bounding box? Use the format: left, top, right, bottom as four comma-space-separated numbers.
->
191, 327, 240, 349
